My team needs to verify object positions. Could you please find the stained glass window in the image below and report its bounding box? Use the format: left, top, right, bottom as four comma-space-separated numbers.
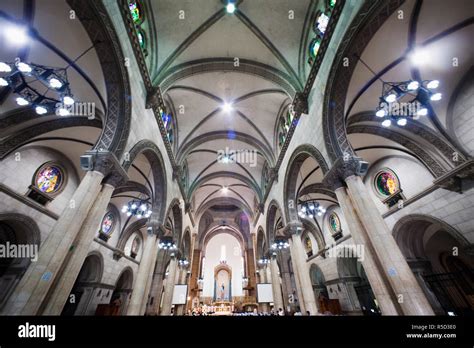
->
329, 0, 336, 8
129, 1, 142, 24
374, 169, 399, 197
329, 212, 341, 233
101, 212, 115, 235
316, 12, 330, 35
304, 236, 313, 256
309, 38, 321, 59
131, 236, 140, 255
35, 164, 64, 194
137, 30, 146, 49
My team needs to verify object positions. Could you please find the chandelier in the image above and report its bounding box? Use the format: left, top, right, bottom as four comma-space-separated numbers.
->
158, 237, 177, 250
121, 199, 152, 219
298, 200, 326, 218
0, 60, 75, 115
375, 79, 441, 127
271, 238, 289, 250
178, 258, 189, 267
258, 257, 270, 265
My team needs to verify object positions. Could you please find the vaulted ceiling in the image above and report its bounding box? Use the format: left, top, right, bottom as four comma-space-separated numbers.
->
145, 0, 314, 221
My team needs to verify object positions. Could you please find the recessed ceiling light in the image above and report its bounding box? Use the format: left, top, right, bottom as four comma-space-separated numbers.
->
5, 25, 28, 46
221, 186, 228, 193
226, 3, 236, 14
222, 102, 232, 113
409, 48, 429, 66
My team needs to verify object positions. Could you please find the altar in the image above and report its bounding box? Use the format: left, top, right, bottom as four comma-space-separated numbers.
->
212, 301, 234, 315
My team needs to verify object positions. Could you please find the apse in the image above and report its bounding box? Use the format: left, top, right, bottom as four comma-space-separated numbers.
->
202, 233, 244, 298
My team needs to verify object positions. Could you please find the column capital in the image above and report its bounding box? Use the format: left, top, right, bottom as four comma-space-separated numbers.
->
283, 221, 303, 236
84, 150, 129, 187
322, 156, 369, 191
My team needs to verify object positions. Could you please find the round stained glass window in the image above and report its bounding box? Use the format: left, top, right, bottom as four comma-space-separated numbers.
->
101, 212, 115, 235
329, 212, 341, 233
374, 169, 399, 197
35, 164, 64, 194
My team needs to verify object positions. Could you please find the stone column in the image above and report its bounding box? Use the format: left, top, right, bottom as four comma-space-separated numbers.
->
3, 170, 105, 315
161, 255, 178, 315
287, 241, 306, 313
246, 248, 257, 298
345, 175, 434, 315
140, 237, 160, 315
269, 255, 284, 312
289, 230, 318, 315
334, 185, 400, 315
127, 229, 158, 315
187, 247, 201, 312
146, 250, 167, 315
42, 182, 116, 315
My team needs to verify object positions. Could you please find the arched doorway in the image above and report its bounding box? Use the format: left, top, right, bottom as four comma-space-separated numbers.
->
393, 215, 473, 315
108, 268, 134, 316
0, 215, 41, 310
61, 253, 103, 316
310, 264, 328, 302
337, 254, 380, 316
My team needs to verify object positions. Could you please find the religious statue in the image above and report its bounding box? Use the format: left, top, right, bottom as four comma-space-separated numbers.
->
220, 283, 225, 300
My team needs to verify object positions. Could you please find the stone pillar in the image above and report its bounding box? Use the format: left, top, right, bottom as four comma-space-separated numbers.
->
146, 250, 167, 315
187, 247, 201, 311
334, 185, 400, 315
140, 237, 160, 315
269, 255, 284, 312
287, 241, 307, 314
42, 182, 116, 315
161, 256, 178, 315
3, 170, 105, 315
289, 230, 318, 315
345, 175, 434, 315
246, 248, 257, 298
127, 229, 158, 315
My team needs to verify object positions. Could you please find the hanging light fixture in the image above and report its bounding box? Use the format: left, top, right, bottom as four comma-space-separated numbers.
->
271, 238, 290, 250
298, 200, 326, 218
0, 60, 75, 115
178, 258, 190, 267
121, 199, 152, 219
258, 257, 270, 265
374, 79, 442, 127
158, 236, 177, 250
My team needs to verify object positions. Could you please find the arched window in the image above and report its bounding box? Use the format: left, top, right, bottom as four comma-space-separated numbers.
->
262, 161, 271, 192
307, 0, 335, 65
160, 108, 175, 147
277, 107, 294, 149
98, 211, 115, 242
304, 234, 313, 257
129, 1, 148, 56
130, 236, 141, 259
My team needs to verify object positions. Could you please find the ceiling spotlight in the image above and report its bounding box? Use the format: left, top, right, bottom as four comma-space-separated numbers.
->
417, 107, 428, 116
375, 108, 386, 117
49, 77, 63, 89
222, 102, 233, 113
430, 93, 442, 101
382, 119, 391, 127
0, 62, 11, 72
16, 62, 32, 73
407, 81, 419, 91
16, 97, 29, 106
63, 96, 75, 105
221, 186, 228, 193
397, 118, 407, 126
35, 105, 47, 115
0, 77, 8, 87
5, 25, 28, 46
384, 93, 397, 103
226, 2, 236, 13
426, 80, 439, 89
58, 108, 70, 116
409, 48, 429, 66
